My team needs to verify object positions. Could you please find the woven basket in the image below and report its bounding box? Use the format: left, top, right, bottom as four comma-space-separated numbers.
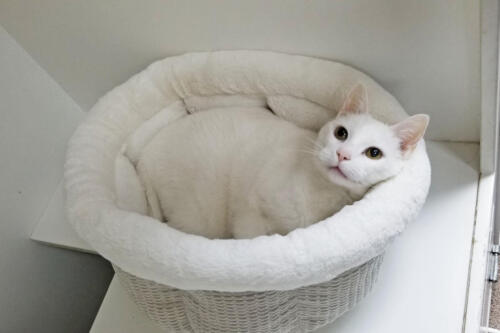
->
65, 51, 431, 333
114, 255, 383, 332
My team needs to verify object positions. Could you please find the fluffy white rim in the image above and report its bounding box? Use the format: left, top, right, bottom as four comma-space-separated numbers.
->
65, 51, 430, 292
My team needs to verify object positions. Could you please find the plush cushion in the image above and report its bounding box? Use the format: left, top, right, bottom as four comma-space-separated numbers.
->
65, 51, 430, 292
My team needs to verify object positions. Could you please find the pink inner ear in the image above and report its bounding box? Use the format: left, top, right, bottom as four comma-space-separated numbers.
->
338, 84, 368, 116
392, 114, 429, 152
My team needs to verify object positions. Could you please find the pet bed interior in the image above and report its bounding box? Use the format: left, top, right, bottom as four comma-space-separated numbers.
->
64, 50, 431, 293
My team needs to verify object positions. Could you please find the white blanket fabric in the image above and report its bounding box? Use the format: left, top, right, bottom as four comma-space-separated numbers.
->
65, 51, 430, 292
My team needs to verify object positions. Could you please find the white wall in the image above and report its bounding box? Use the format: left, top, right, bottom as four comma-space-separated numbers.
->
0, 0, 480, 142
0, 25, 113, 332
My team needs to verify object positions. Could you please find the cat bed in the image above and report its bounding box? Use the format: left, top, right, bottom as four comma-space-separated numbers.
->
65, 51, 431, 332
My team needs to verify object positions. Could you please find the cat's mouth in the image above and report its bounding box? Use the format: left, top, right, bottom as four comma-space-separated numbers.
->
329, 166, 348, 179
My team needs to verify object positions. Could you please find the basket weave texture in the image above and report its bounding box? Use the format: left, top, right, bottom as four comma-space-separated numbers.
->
114, 254, 383, 332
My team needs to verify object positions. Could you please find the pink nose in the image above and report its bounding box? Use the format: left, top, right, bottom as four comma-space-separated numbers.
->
337, 149, 351, 161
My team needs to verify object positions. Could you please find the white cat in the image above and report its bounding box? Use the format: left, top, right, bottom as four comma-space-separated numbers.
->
137, 85, 429, 239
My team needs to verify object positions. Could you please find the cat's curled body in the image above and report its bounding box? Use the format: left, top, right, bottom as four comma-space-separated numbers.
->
138, 107, 360, 239
137, 85, 429, 239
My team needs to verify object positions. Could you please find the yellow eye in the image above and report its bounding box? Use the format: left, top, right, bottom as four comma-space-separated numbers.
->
334, 126, 348, 141
365, 147, 383, 159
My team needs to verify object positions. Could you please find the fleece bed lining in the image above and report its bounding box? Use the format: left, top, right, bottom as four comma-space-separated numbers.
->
65, 51, 430, 292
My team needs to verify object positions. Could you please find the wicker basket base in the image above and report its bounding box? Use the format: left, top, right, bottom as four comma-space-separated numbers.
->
114, 255, 383, 333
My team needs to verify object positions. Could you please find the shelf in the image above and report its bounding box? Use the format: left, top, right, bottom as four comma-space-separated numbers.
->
84, 141, 482, 333
31, 181, 94, 253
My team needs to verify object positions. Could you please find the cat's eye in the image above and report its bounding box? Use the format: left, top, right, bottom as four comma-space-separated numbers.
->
365, 147, 383, 159
334, 126, 348, 141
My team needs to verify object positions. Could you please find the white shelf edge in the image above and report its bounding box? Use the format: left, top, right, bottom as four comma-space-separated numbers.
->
30, 179, 94, 253
90, 141, 482, 333
31, 238, 97, 255
90, 276, 161, 333
480, 0, 500, 174
463, 173, 497, 333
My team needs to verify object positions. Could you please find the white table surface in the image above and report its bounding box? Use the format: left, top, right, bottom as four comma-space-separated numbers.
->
31, 180, 94, 253
32, 141, 481, 332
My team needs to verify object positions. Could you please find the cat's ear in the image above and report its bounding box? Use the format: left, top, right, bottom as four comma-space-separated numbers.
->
392, 114, 429, 154
337, 84, 368, 116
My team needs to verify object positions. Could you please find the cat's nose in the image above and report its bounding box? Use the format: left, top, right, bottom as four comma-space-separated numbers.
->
337, 149, 351, 162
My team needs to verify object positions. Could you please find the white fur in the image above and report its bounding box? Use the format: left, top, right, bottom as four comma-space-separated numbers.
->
64, 51, 431, 292
138, 85, 427, 239
138, 107, 360, 239
316, 115, 403, 189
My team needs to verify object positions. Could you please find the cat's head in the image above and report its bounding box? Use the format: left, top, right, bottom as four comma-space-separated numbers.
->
315, 84, 429, 190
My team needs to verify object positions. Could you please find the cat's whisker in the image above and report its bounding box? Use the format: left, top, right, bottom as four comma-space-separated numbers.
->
304, 137, 323, 150
280, 146, 320, 157
281, 145, 320, 155
297, 150, 319, 156
297, 149, 324, 157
